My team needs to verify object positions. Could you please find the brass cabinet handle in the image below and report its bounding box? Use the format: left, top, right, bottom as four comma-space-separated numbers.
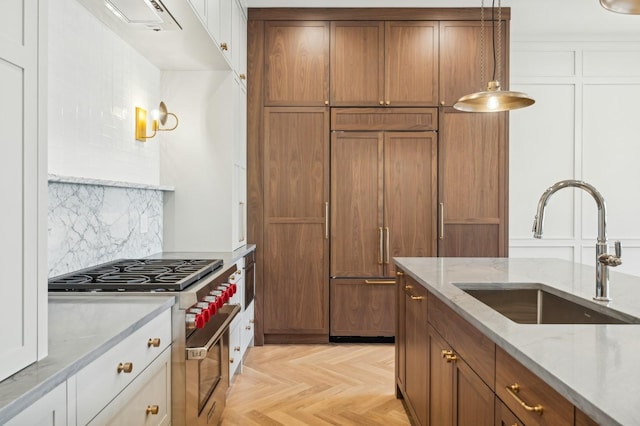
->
379, 100, 384, 105
245, 325, 252, 330
239, 73, 246, 80
441, 349, 457, 363
147, 338, 161, 348
439, 202, 444, 240
146, 405, 159, 415
234, 346, 241, 351
324, 100, 329, 105
506, 383, 544, 415
325, 202, 329, 239
230, 357, 235, 363
403, 285, 423, 300
378, 227, 383, 264
385, 101, 390, 105
384, 227, 390, 264
364, 280, 395, 285
220, 42, 229, 51
117, 362, 133, 374
396, 271, 404, 276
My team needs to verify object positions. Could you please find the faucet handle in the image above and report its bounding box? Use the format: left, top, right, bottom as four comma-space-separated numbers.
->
615, 241, 622, 258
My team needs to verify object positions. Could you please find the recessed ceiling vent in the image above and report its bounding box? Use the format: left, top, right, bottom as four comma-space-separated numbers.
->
104, 0, 181, 31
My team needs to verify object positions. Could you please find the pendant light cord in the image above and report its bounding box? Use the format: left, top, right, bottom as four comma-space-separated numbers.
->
491, 0, 496, 82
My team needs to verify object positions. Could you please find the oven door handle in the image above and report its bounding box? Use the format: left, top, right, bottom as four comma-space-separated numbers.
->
186, 305, 240, 360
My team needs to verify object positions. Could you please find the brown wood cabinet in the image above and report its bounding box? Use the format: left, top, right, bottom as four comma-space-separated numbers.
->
264, 21, 330, 106
439, 20, 508, 107
429, 326, 494, 426
262, 107, 329, 342
330, 130, 437, 278
249, 8, 510, 343
330, 21, 438, 106
495, 398, 523, 426
439, 109, 508, 257
399, 274, 429, 426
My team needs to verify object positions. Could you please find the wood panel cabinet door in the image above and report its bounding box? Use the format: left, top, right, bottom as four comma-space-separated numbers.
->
385, 21, 438, 106
330, 131, 383, 277
330, 278, 395, 337
384, 132, 438, 277
264, 21, 329, 106
439, 21, 508, 107
331, 21, 384, 106
495, 398, 523, 426
396, 270, 407, 396
429, 326, 494, 426
263, 107, 329, 338
404, 278, 429, 426
439, 110, 507, 257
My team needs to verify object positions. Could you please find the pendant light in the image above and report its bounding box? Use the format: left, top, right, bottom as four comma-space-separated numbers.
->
600, 0, 640, 14
454, 0, 535, 113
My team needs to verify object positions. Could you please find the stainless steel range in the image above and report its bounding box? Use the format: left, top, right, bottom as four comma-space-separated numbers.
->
48, 257, 241, 425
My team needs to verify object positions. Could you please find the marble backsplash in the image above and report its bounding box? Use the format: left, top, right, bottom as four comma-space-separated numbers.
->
48, 180, 165, 277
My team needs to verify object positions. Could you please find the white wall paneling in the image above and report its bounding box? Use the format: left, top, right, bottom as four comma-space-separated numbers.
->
510, 41, 640, 276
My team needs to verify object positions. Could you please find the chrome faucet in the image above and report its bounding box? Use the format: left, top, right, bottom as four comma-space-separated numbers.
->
532, 180, 622, 302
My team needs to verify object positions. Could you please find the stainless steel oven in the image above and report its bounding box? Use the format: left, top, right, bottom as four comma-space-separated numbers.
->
185, 303, 239, 425
244, 251, 255, 308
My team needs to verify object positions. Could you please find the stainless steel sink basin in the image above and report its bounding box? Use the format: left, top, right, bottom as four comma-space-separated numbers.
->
455, 284, 640, 325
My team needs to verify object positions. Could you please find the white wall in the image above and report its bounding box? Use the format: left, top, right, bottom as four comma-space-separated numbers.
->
48, 0, 161, 185
509, 42, 640, 277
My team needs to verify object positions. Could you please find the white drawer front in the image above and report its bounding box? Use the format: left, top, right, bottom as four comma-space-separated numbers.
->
77, 308, 171, 425
241, 300, 255, 353
88, 346, 171, 426
229, 316, 242, 380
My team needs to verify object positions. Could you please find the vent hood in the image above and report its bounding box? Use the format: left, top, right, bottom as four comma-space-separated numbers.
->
78, 0, 181, 32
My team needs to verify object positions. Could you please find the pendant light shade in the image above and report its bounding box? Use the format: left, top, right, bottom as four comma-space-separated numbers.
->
600, 0, 640, 13
454, 80, 536, 112
454, 0, 535, 113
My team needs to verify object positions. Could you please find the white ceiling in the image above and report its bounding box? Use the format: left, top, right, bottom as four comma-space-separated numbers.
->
245, 0, 640, 40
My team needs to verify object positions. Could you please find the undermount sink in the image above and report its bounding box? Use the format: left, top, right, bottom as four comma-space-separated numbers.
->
454, 283, 640, 325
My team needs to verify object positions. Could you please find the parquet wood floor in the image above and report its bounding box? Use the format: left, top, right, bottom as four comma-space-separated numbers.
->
221, 343, 411, 426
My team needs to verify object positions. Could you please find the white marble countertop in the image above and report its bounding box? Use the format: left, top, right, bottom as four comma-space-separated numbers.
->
395, 257, 640, 426
0, 295, 175, 424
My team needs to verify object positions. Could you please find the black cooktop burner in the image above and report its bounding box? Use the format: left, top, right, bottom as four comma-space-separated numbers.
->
48, 258, 223, 292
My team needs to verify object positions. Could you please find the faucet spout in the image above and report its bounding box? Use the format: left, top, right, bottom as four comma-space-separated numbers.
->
532, 180, 620, 302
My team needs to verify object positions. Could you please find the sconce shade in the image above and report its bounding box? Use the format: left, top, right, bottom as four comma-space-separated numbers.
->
135, 101, 179, 142
454, 80, 535, 112
600, 0, 640, 13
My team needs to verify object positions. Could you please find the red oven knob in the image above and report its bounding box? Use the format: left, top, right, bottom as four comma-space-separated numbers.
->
216, 287, 230, 302
210, 290, 225, 307
221, 283, 236, 296
190, 308, 209, 326
203, 296, 219, 316
196, 302, 215, 317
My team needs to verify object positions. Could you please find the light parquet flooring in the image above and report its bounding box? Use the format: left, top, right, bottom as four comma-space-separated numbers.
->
221, 344, 411, 426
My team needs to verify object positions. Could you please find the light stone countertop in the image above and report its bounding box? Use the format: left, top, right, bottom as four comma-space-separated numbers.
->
0, 295, 175, 424
394, 257, 640, 426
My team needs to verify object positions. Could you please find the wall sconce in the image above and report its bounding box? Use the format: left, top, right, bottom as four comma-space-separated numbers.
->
135, 101, 179, 142
600, 0, 640, 13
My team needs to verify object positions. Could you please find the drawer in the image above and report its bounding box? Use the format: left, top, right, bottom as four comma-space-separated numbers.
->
496, 346, 574, 426
89, 346, 171, 426
331, 107, 438, 131
77, 308, 171, 425
241, 300, 255, 353
428, 294, 495, 389
229, 317, 242, 381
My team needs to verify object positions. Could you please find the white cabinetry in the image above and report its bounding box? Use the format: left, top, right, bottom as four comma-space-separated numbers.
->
0, 0, 47, 382
77, 309, 171, 425
5, 382, 67, 426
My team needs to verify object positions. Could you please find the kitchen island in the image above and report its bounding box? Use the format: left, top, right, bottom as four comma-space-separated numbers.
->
395, 257, 640, 426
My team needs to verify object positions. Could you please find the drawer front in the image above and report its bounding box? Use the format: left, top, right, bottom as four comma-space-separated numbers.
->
229, 318, 242, 380
428, 294, 495, 389
77, 308, 171, 425
331, 107, 438, 131
89, 346, 171, 426
496, 347, 574, 426
242, 300, 255, 353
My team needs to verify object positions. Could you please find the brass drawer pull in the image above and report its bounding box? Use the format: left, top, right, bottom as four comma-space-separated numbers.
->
364, 280, 395, 285
146, 405, 159, 415
147, 338, 161, 348
506, 383, 544, 415
403, 285, 424, 300
396, 271, 404, 276
378, 227, 383, 264
245, 325, 252, 330
230, 357, 235, 364
220, 42, 229, 51
441, 349, 457, 363
384, 227, 390, 264
117, 362, 133, 374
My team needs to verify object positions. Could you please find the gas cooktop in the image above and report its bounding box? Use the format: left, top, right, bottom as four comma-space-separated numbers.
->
48, 258, 223, 292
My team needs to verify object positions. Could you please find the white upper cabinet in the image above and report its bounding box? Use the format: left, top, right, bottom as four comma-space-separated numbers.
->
232, 0, 248, 82
0, 0, 46, 382
206, 0, 233, 63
